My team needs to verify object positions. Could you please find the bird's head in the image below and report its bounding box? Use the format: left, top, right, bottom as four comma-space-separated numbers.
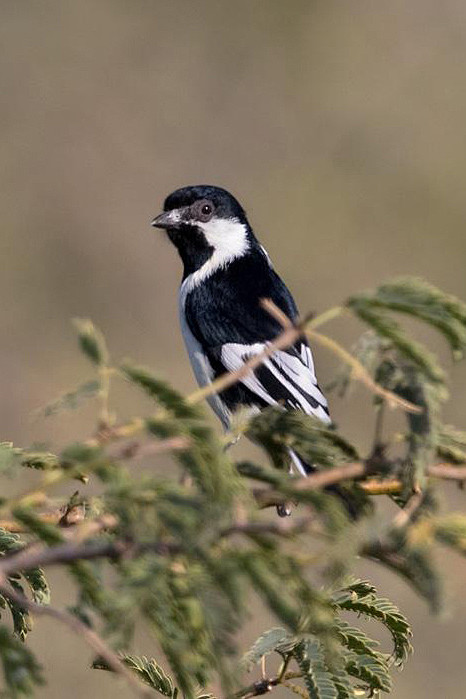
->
152, 185, 256, 276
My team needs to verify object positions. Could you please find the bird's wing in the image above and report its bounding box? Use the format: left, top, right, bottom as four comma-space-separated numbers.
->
183, 256, 330, 422
215, 339, 330, 422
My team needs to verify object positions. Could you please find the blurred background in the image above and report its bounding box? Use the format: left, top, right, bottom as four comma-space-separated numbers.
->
1, 0, 466, 696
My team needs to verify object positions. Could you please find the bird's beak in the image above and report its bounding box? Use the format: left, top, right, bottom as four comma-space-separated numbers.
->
151, 208, 183, 230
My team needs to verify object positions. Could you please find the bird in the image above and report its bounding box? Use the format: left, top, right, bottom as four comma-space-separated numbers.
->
151, 184, 331, 516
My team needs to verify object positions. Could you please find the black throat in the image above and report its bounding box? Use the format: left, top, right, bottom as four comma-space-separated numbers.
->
166, 226, 215, 278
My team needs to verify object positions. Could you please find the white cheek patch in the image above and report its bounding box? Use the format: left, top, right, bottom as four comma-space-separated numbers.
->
182, 216, 250, 292
197, 217, 249, 256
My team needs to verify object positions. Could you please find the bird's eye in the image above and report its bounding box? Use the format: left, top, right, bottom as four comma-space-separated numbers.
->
196, 200, 214, 221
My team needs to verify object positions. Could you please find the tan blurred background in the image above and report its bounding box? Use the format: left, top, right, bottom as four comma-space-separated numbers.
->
2, 0, 466, 696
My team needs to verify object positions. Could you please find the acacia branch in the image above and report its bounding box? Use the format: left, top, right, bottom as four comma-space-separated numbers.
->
427, 463, 466, 480
0, 537, 181, 577
3, 461, 464, 534
0, 507, 83, 533
253, 460, 466, 508
253, 462, 367, 508
393, 490, 424, 528
220, 516, 316, 539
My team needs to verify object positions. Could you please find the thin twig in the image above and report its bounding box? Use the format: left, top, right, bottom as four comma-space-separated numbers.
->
253, 460, 466, 506
234, 671, 303, 698
306, 327, 420, 413
0, 540, 122, 576
0, 531, 181, 577
262, 298, 421, 414
0, 576, 152, 698
186, 323, 301, 406
306, 305, 346, 330
359, 479, 403, 495
427, 464, 466, 480
253, 462, 366, 508
220, 516, 315, 539
392, 490, 424, 528
108, 436, 189, 461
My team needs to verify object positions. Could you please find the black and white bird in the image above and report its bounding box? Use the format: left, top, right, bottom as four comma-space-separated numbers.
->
152, 184, 331, 514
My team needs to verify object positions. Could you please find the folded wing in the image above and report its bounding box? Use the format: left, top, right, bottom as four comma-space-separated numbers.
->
218, 340, 331, 423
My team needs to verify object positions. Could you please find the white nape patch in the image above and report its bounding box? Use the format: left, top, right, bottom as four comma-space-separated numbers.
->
182, 216, 249, 293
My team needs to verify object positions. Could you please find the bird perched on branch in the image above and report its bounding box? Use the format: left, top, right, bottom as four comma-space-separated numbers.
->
152, 185, 331, 515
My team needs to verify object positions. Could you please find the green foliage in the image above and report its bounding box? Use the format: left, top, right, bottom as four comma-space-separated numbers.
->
240, 580, 412, 699
248, 410, 359, 470
0, 625, 44, 697
36, 379, 101, 418
347, 303, 445, 384
432, 513, 466, 553
73, 318, 109, 367
0, 276, 465, 697
293, 638, 337, 699
95, 654, 179, 697
326, 331, 387, 398
123, 362, 242, 506
345, 652, 391, 694
348, 276, 466, 365
436, 424, 466, 464
241, 628, 291, 671
408, 513, 466, 558
121, 654, 179, 697
121, 364, 200, 421
0, 444, 60, 475
332, 579, 412, 667
0, 529, 50, 643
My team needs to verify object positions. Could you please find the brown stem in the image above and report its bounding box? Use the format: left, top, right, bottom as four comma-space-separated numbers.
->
220, 516, 315, 539
253, 462, 366, 508
427, 464, 466, 480
0, 536, 180, 577
392, 490, 424, 528
234, 671, 303, 698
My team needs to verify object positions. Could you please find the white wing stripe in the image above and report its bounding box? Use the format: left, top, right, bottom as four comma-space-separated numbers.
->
271, 351, 326, 404
263, 356, 320, 413
220, 342, 330, 422
220, 343, 279, 406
